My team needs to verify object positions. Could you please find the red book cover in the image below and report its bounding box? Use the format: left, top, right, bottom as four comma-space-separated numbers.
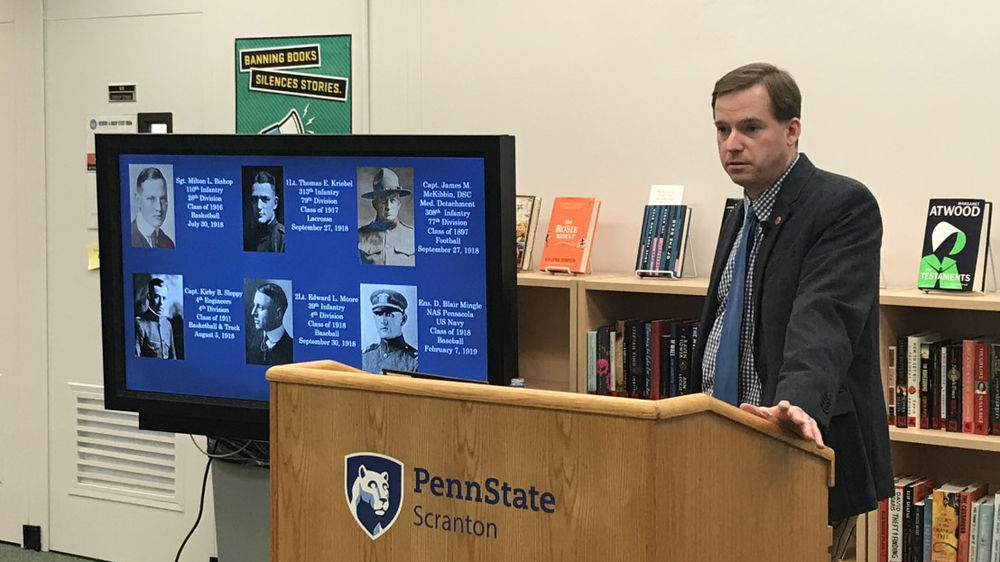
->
963, 340, 976, 433
958, 482, 988, 562
973, 341, 990, 435
878, 497, 888, 562
538, 197, 601, 274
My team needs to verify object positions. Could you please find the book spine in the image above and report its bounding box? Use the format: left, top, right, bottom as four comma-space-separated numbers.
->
659, 333, 670, 399
689, 323, 700, 394
975, 342, 990, 435
991, 492, 1000, 562
931, 342, 943, 430
614, 320, 628, 396
924, 496, 934, 562
643, 322, 652, 399
972, 501, 982, 562
903, 483, 915, 562
676, 322, 691, 396
940, 344, 950, 431
977, 502, 994, 562
627, 321, 640, 398
965, 340, 977, 433
908, 335, 922, 428
596, 325, 610, 395
649, 322, 661, 400
607, 327, 617, 395
921, 343, 932, 429
635, 205, 653, 272
891, 481, 905, 562
879, 497, 889, 562
947, 343, 963, 432
663, 206, 678, 277
961, 487, 988, 562
897, 336, 909, 428
668, 326, 678, 397
586, 330, 597, 394
675, 207, 692, 277
992, 344, 1000, 435
915, 500, 925, 562
888, 344, 898, 426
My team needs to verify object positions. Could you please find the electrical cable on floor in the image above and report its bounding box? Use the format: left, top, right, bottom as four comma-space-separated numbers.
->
174, 440, 216, 562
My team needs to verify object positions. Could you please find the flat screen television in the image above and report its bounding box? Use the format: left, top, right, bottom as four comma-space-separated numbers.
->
97, 134, 517, 439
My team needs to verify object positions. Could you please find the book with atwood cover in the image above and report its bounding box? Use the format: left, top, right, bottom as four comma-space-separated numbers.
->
917, 199, 992, 292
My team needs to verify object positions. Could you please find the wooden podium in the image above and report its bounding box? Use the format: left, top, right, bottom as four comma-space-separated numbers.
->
268, 361, 835, 561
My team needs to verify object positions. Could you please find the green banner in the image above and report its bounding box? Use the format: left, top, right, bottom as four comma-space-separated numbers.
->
235, 34, 351, 134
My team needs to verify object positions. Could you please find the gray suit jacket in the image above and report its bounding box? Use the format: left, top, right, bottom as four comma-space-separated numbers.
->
692, 154, 893, 522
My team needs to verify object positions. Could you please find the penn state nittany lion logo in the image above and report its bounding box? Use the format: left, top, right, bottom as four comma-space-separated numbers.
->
345, 452, 404, 539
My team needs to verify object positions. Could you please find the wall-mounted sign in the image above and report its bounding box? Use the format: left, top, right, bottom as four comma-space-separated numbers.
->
108, 84, 136, 103
235, 35, 351, 134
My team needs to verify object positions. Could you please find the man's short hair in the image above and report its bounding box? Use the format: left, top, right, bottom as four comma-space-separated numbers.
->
253, 170, 276, 188
256, 282, 287, 315
711, 63, 801, 122
147, 277, 165, 295
136, 167, 166, 193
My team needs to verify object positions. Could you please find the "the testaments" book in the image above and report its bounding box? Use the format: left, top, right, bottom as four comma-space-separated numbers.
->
917, 199, 992, 292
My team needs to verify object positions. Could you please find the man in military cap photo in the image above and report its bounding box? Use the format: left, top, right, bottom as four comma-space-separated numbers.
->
362, 288, 418, 373
135, 275, 181, 359
358, 167, 416, 266
243, 168, 286, 253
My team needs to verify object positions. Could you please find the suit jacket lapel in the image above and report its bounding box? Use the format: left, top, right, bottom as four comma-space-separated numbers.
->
751, 154, 816, 303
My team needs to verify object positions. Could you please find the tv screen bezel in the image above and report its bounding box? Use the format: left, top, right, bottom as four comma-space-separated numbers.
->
97, 134, 517, 440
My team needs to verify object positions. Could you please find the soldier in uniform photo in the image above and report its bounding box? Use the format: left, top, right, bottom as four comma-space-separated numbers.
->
362, 289, 418, 373
131, 166, 175, 249
246, 281, 293, 366
244, 169, 286, 252
358, 168, 415, 266
135, 276, 179, 359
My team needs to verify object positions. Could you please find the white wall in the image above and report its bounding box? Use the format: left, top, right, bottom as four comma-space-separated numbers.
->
369, 0, 1000, 287
10, 0, 999, 557
0, 0, 48, 546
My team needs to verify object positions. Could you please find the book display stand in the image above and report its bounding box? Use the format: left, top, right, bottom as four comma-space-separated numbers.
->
634, 235, 699, 279
268, 360, 835, 561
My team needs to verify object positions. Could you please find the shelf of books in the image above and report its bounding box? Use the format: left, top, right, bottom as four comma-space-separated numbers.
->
868, 287, 1000, 562
576, 275, 709, 395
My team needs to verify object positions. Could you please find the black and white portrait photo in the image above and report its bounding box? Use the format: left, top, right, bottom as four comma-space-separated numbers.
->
357, 167, 415, 266
244, 278, 293, 366
242, 166, 286, 253
129, 164, 176, 249
134, 273, 184, 359
359, 283, 418, 374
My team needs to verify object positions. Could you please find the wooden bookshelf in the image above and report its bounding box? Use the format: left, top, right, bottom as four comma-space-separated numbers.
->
862, 287, 1000, 562
516, 272, 577, 392
515, 276, 1000, 561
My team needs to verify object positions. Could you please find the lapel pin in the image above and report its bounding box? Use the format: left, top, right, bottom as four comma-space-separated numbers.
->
774, 216, 782, 226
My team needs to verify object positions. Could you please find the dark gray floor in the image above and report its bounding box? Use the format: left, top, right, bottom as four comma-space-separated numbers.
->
0, 544, 95, 561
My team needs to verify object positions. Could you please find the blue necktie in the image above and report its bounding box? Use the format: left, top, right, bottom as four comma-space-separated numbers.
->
714, 206, 757, 405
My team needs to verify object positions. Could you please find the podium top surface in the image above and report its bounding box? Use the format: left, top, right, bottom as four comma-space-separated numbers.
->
267, 360, 834, 467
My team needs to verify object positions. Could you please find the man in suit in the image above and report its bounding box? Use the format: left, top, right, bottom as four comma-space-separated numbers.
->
692, 63, 892, 560
131, 167, 175, 248
247, 282, 293, 366
358, 168, 416, 266
244, 170, 285, 252
135, 277, 177, 359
